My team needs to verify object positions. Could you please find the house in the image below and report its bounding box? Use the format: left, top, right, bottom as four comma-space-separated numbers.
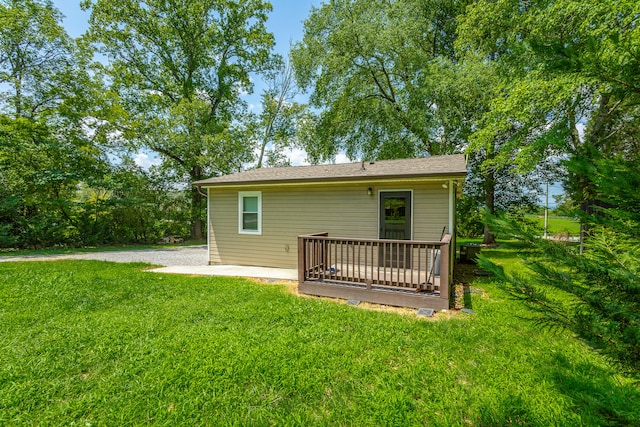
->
193, 154, 467, 309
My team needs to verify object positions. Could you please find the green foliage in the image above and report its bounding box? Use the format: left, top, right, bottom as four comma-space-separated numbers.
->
456, 194, 484, 238
0, 0, 73, 118
457, 0, 640, 244
459, 0, 640, 172
1, 260, 638, 424
478, 156, 640, 378
71, 164, 192, 245
0, 115, 90, 248
553, 194, 578, 218
82, 0, 278, 238
0, 111, 191, 247
292, 0, 474, 161
499, 206, 542, 238
479, 223, 640, 378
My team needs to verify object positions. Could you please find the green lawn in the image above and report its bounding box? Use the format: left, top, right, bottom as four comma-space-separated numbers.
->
1, 257, 638, 425
525, 214, 581, 236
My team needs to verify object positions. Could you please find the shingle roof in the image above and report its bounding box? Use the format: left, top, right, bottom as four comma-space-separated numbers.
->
193, 154, 467, 187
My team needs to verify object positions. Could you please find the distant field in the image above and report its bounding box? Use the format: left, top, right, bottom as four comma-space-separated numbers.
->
526, 214, 581, 236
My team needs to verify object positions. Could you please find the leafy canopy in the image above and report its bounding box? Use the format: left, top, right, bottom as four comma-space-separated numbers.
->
81, 0, 279, 237
292, 0, 471, 162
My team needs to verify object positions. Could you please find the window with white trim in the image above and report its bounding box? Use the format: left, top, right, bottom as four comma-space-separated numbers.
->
238, 191, 262, 235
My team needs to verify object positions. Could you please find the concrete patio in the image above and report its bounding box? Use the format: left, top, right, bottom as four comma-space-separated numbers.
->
149, 264, 298, 281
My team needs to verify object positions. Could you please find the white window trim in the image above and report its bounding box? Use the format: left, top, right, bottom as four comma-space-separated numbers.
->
238, 191, 262, 235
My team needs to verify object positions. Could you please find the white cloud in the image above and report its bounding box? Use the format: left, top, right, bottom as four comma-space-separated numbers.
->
134, 152, 161, 170
334, 153, 351, 164
285, 147, 310, 166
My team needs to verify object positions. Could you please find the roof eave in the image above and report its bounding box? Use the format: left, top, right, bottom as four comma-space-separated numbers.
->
193, 171, 467, 188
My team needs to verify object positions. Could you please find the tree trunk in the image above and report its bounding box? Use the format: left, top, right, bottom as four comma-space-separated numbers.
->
190, 165, 204, 240
482, 170, 496, 245
15, 72, 22, 118
483, 145, 497, 245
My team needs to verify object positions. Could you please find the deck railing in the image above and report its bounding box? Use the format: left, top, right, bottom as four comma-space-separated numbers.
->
298, 232, 451, 308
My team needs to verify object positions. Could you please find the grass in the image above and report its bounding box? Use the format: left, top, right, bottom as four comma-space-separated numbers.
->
0, 239, 207, 257
525, 213, 581, 236
1, 257, 638, 425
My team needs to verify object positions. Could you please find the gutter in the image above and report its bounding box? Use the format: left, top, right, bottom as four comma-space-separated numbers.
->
192, 172, 467, 189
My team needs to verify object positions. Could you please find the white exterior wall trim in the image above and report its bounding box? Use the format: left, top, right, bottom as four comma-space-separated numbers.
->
238, 191, 262, 235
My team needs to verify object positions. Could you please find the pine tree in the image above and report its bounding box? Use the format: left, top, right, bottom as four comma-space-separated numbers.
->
479, 156, 640, 378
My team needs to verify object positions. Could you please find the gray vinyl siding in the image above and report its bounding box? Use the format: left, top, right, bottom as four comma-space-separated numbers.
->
208, 182, 450, 269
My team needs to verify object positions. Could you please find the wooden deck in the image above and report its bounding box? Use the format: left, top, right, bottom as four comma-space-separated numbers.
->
298, 233, 451, 310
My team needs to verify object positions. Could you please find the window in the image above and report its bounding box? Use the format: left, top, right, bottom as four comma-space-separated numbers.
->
238, 191, 262, 235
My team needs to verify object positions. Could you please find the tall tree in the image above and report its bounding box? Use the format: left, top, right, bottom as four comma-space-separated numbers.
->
0, 0, 74, 118
81, 0, 277, 238
0, 0, 113, 248
458, 0, 640, 201
292, 0, 531, 244
254, 61, 307, 168
291, 0, 471, 162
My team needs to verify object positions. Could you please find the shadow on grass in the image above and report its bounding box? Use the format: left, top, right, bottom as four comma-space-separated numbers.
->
549, 354, 640, 425
479, 248, 536, 261
453, 261, 494, 311
463, 283, 473, 310
474, 351, 640, 426
479, 394, 534, 426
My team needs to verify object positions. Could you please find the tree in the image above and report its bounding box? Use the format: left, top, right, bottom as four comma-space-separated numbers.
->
459, 0, 640, 376
459, 150, 546, 237
253, 61, 307, 168
458, 0, 640, 207
0, 0, 115, 248
292, 0, 536, 243
479, 156, 640, 378
81, 0, 278, 238
0, 0, 72, 118
291, 0, 472, 162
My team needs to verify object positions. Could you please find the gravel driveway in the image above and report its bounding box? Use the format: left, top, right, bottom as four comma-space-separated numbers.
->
0, 245, 208, 266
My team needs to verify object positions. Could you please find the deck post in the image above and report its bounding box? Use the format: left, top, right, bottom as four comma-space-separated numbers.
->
439, 235, 451, 308
297, 235, 306, 284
